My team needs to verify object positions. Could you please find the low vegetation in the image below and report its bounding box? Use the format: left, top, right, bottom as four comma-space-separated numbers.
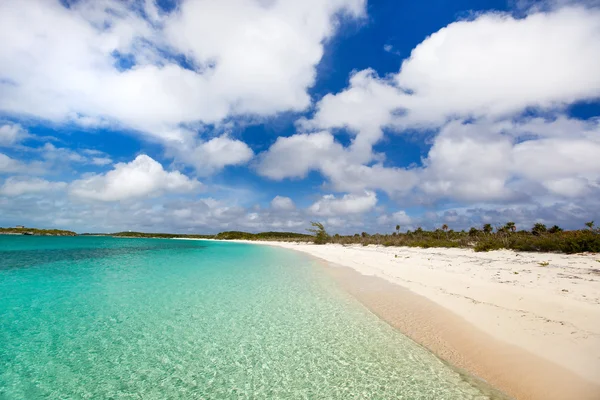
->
94, 232, 215, 239
307, 222, 330, 245
0, 227, 77, 236
315, 221, 600, 254
81, 231, 312, 241
6, 221, 599, 254
214, 231, 313, 241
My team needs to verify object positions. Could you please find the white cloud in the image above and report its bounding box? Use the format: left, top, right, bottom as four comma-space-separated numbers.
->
40, 143, 87, 163
0, 153, 25, 174
377, 210, 412, 227
256, 131, 344, 179
302, 69, 403, 160
393, 6, 600, 124
34, 143, 114, 168
307, 6, 600, 138
266, 5, 600, 207
270, 195, 296, 211
418, 117, 600, 202
91, 157, 113, 166
0, 177, 67, 197
419, 120, 517, 202
173, 134, 254, 175
308, 190, 377, 216
0, 0, 365, 147
256, 130, 417, 194
69, 154, 201, 201
0, 124, 29, 147
302, 4, 600, 166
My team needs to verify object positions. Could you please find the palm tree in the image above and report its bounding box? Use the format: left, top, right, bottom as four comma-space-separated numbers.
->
441, 224, 449, 239
483, 224, 493, 234
548, 225, 563, 234
532, 223, 547, 236
505, 222, 516, 233
396, 224, 400, 234
585, 221, 594, 230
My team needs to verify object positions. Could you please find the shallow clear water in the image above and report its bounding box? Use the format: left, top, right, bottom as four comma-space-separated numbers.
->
0, 236, 495, 399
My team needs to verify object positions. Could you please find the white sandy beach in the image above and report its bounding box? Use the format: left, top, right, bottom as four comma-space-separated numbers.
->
234, 241, 600, 400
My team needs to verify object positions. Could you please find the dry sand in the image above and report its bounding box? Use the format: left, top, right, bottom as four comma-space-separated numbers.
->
242, 241, 600, 400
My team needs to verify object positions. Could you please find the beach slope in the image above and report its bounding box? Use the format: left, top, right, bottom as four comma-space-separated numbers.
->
251, 242, 600, 400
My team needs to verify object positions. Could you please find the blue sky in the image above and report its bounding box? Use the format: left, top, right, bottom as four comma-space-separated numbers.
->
0, 0, 599, 233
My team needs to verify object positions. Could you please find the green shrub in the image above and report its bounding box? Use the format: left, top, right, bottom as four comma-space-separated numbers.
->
308, 222, 330, 245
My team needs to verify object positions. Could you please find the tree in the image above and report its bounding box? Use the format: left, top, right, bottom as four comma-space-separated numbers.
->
441, 224, 449, 239
395, 224, 400, 234
505, 222, 516, 232
483, 224, 493, 234
531, 223, 547, 236
585, 221, 595, 230
307, 222, 329, 245
469, 227, 479, 237
548, 225, 563, 234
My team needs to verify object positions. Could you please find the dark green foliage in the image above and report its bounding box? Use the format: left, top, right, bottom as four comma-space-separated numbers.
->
0, 227, 77, 236
585, 221, 595, 230
548, 225, 563, 234
215, 231, 312, 241
85, 231, 310, 241
307, 222, 330, 244
473, 240, 504, 252
104, 232, 215, 239
531, 223, 547, 236
327, 223, 600, 254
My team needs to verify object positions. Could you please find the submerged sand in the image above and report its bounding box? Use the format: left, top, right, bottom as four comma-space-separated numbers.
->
241, 242, 600, 400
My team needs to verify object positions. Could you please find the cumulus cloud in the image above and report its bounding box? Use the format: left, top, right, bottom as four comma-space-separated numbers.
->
271, 196, 296, 211
0, 124, 29, 147
0, 0, 365, 152
308, 6, 600, 136
264, 5, 600, 209
0, 153, 23, 174
90, 157, 113, 166
256, 131, 417, 194
0, 177, 67, 196
69, 154, 201, 201
256, 131, 344, 179
377, 210, 412, 227
308, 190, 377, 216
418, 117, 600, 203
172, 134, 254, 175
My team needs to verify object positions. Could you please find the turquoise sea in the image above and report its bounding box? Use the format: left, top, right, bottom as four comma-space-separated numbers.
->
1, 236, 497, 399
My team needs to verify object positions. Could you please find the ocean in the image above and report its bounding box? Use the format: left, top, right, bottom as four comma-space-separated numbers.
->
0, 236, 496, 399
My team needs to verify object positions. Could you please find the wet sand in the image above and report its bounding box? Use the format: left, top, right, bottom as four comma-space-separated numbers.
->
324, 261, 600, 400
242, 241, 600, 400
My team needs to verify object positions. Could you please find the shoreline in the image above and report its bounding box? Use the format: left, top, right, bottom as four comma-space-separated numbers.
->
190, 239, 600, 400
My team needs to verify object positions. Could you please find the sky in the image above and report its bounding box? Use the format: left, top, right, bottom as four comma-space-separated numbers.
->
0, 0, 599, 234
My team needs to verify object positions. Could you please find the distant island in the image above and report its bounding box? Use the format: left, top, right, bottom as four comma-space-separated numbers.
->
80, 231, 313, 241
0, 227, 77, 236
